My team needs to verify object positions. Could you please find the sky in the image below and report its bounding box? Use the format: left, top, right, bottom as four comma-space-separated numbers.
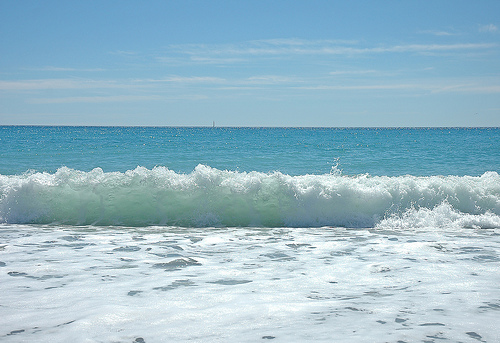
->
0, 0, 499, 127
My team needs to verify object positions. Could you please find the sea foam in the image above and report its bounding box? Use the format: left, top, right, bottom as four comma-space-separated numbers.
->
1, 165, 499, 228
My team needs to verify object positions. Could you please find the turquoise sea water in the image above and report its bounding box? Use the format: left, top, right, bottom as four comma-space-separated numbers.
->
1, 126, 499, 176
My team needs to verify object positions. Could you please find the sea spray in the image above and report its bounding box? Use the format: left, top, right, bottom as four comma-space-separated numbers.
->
1, 165, 499, 228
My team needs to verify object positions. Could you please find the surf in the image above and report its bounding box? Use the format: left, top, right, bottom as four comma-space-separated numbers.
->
1, 165, 499, 228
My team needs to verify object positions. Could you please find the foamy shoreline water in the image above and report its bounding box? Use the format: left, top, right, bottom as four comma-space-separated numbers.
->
1, 224, 499, 342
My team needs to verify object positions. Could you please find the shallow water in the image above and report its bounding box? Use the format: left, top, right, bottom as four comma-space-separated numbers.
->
1, 224, 499, 342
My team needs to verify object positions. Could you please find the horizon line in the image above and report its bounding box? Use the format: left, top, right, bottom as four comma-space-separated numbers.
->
1, 125, 499, 129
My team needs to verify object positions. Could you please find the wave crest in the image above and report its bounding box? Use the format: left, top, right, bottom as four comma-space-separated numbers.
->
1, 165, 499, 228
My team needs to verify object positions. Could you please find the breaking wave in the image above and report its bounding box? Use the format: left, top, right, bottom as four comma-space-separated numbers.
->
1, 165, 499, 229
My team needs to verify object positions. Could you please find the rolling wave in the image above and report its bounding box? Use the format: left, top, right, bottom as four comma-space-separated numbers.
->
1, 165, 499, 228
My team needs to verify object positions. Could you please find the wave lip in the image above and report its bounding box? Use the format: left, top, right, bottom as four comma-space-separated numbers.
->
1, 165, 499, 229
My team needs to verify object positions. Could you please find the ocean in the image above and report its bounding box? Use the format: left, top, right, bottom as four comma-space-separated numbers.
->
1, 126, 499, 342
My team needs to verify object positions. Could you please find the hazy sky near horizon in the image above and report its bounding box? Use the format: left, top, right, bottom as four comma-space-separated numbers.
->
1, 0, 499, 127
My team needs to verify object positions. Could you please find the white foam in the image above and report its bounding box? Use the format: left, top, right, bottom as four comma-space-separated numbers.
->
378, 202, 500, 230
1, 224, 499, 342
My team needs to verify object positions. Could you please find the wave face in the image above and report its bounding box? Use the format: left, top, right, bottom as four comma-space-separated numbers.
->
1, 165, 499, 229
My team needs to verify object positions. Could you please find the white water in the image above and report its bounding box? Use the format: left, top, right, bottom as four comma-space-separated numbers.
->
1, 166, 499, 228
1, 224, 499, 342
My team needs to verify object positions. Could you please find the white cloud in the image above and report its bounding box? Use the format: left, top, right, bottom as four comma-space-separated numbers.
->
295, 80, 500, 94
156, 55, 247, 65
0, 78, 144, 91
109, 50, 138, 56
419, 30, 456, 36
329, 70, 377, 76
479, 24, 498, 33
141, 75, 298, 87
246, 75, 299, 84
157, 76, 226, 83
189, 56, 247, 64
367, 43, 496, 53
24, 66, 105, 72
29, 95, 163, 104
441, 84, 500, 93
163, 40, 497, 65
296, 84, 423, 91
0, 79, 87, 90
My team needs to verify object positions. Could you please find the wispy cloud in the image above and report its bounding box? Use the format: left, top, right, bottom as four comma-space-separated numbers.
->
418, 30, 456, 36
168, 38, 359, 56
0, 79, 127, 91
109, 50, 138, 56
141, 75, 299, 87
296, 80, 500, 94
29, 95, 163, 104
479, 24, 498, 33
253, 38, 359, 46
361, 43, 496, 53
436, 84, 500, 94
245, 75, 300, 84
160, 39, 497, 66
296, 84, 425, 91
148, 76, 227, 83
329, 70, 378, 76
24, 66, 105, 72
156, 55, 248, 65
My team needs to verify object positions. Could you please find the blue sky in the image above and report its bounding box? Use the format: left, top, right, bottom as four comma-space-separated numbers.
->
1, 0, 499, 126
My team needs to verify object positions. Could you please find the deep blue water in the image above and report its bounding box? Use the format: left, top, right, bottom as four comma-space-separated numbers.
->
1, 126, 499, 176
